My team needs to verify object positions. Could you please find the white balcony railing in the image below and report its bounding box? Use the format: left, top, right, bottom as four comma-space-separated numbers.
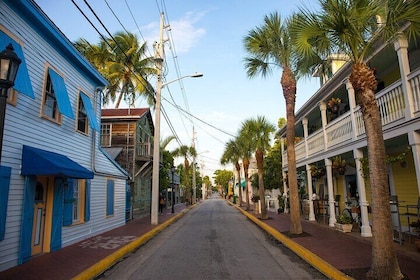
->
282, 68, 420, 166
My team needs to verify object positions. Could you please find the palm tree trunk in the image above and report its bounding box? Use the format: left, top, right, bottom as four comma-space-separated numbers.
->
351, 63, 402, 279
281, 67, 302, 235
256, 149, 266, 219
243, 157, 250, 210
236, 162, 242, 206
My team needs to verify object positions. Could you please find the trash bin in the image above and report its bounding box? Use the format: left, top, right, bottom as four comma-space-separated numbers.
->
233, 195, 237, 204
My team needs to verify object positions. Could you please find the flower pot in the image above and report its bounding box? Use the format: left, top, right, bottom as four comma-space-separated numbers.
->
335, 223, 353, 233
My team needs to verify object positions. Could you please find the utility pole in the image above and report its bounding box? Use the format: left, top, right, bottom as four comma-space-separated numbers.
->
192, 126, 196, 204
151, 12, 165, 225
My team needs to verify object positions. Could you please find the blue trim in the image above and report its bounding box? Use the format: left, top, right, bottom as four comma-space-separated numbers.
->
80, 92, 99, 131
4, 0, 108, 87
0, 31, 35, 98
21, 145, 94, 179
19, 176, 36, 264
51, 178, 64, 251
0, 166, 11, 241
106, 180, 115, 216
48, 68, 74, 119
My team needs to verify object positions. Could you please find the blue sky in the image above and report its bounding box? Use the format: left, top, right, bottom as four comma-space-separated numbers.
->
36, 0, 320, 177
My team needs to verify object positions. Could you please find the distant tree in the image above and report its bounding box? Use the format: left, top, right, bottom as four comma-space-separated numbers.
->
214, 169, 234, 196
172, 145, 197, 204
221, 138, 243, 205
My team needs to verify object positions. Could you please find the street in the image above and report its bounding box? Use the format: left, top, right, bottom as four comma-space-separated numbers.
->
98, 197, 326, 280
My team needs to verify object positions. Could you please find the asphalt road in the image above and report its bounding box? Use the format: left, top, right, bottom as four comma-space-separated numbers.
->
99, 197, 327, 280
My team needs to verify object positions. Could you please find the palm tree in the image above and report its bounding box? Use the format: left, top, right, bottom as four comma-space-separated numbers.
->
237, 129, 253, 211
244, 116, 275, 219
291, 0, 420, 278
221, 139, 243, 206
74, 31, 157, 108
172, 145, 197, 204
244, 12, 303, 234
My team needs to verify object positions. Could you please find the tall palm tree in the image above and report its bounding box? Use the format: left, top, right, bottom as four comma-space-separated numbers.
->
237, 129, 253, 211
172, 145, 197, 204
244, 116, 275, 219
244, 12, 304, 234
291, 0, 420, 278
221, 139, 243, 206
74, 31, 157, 108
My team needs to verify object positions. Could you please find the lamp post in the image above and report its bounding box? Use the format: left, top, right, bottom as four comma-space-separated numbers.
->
171, 165, 175, 213
0, 44, 21, 166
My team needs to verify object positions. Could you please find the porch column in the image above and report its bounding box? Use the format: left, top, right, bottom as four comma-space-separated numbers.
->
306, 164, 316, 221
394, 33, 415, 119
345, 79, 358, 140
408, 131, 420, 194
325, 158, 336, 227
320, 102, 328, 152
354, 148, 373, 237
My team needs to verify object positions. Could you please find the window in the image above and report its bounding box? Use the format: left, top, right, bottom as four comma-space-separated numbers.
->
77, 95, 88, 133
63, 179, 90, 226
101, 124, 111, 147
106, 179, 115, 216
6, 88, 17, 106
41, 68, 74, 123
42, 72, 59, 120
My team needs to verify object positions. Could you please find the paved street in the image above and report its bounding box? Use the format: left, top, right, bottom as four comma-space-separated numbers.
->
99, 197, 326, 280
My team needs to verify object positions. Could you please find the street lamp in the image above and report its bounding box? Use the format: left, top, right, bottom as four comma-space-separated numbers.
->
0, 43, 21, 165
151, 72, 203, 225
171, 165, 175, 213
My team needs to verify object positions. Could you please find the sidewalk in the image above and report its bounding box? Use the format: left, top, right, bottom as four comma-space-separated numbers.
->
1, 200, 419, 280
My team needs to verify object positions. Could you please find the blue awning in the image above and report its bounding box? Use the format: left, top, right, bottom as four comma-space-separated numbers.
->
0, 31, 34, 98
48, 68, 75, 119
21, 146, 93, 179
80, 92, 99, 131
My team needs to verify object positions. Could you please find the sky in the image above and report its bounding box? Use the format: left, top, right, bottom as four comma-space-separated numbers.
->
35, 0, 321, 178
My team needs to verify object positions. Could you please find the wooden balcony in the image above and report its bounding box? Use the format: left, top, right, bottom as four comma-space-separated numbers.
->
136, 142, 152, 162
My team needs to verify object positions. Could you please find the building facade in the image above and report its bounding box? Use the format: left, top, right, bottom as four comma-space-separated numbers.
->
278, 28, 420, 240
0, 0, 128, 271
101, 108, 154, 219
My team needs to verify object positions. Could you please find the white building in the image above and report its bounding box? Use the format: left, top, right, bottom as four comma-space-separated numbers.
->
0, 0, 129, 271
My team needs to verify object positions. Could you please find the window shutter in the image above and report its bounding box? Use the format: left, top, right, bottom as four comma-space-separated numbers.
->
84, 179, 91, 222
18, 176, 36, 264
0, 166, 11, 241
63, 178, 74, 226
106, 180, 114, 216
51, 178, 65, 251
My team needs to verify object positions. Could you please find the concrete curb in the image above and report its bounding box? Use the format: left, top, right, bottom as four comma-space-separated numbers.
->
229, 201, 354, 280
72, 205, 195, 280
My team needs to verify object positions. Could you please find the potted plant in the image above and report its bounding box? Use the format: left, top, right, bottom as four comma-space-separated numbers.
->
327, 97, 341, 113
332, 156, 347, 175
335, 213, 353, 233
251, 195, 260, 214
310, 165, 326, 179
409, 219, 420, 252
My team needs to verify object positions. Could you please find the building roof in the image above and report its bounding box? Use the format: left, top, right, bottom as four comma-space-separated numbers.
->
101, 108, 149, 119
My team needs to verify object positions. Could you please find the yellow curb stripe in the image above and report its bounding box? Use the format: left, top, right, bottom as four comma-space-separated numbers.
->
72, 209, 190, 280
230, 201, 353, 280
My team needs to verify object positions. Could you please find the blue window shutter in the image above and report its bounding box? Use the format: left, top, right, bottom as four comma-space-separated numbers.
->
0, 166, 11, 241
80, 92, 99, 131
0, 31, 34, 98
84, 180, 91, 222
48, 68, 75, 119
63, 178, 74, 226
51, 178, 65, 251
18, 176, 36, 264
106, 180, 114, 216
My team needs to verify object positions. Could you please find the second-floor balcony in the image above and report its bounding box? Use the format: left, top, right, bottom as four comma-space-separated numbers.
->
282, 67, 420, 166
136, 142, 153, 162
